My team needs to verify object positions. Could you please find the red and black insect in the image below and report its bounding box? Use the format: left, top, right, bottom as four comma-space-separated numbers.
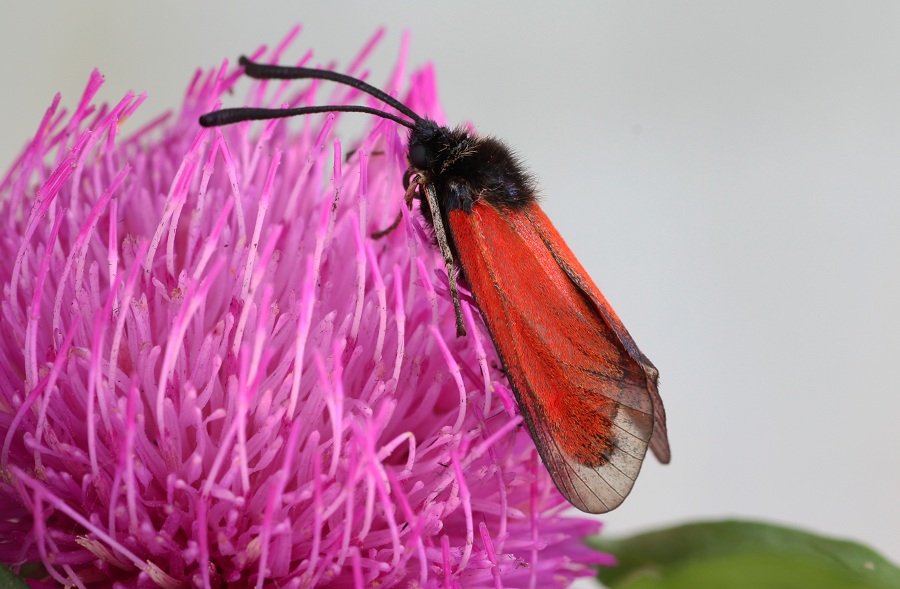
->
200, 56, 670, 513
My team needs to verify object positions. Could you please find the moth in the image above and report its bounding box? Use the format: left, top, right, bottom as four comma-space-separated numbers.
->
201, 57, 670, 513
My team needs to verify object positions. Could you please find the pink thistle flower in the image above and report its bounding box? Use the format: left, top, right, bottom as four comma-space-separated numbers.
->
0, 29, 612, 588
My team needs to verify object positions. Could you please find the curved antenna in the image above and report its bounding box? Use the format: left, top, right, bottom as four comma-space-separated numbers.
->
200, 104, 416, 130
238, 56, 422, 124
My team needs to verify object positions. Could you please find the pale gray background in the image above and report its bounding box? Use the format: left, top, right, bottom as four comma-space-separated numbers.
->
2, 0, 898, 575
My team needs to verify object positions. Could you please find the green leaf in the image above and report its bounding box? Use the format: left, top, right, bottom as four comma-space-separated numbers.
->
0, 564, 30, 589
589, 520, 900, 589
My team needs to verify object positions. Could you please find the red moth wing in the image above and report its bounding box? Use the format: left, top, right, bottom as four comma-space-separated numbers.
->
524, 204, 670, 465
448, 200, 669, 513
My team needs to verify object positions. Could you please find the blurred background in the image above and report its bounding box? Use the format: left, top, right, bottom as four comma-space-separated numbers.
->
2, 0, 898, 574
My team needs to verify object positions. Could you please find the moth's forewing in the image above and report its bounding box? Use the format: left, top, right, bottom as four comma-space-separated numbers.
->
448, 201, 665, 513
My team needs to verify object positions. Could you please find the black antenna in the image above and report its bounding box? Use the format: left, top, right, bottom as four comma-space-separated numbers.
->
200, 56, 423, 130
238, 56, 421, 124
200, 105, 415, 129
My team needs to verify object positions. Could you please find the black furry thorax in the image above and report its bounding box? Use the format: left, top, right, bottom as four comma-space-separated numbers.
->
407, 119, 537, 216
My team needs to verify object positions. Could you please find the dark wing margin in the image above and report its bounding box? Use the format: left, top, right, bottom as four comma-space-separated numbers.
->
529, 393, 654, 512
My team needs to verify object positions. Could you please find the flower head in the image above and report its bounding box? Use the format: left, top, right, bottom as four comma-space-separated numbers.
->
0, 28, 611, 588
